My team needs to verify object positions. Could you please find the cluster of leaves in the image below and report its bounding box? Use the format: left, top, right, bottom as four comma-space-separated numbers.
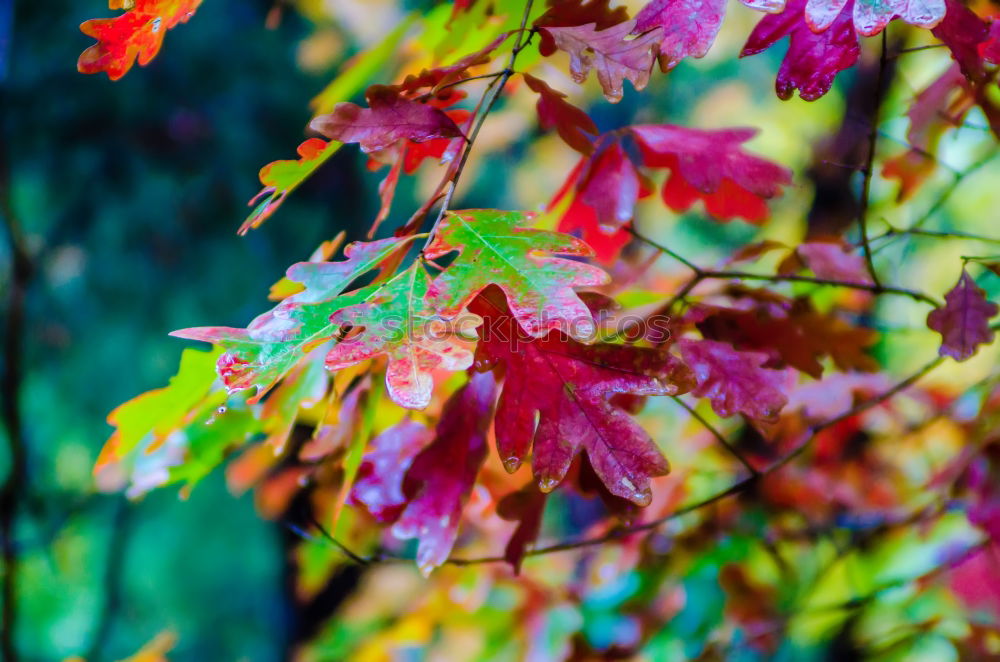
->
78, 0, 1000, 657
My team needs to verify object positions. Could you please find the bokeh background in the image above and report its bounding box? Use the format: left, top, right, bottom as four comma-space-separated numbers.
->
3, 0, 1000, 660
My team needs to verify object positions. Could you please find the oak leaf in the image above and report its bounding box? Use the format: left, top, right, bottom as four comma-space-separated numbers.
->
390, 372, 496, 574
630, 124, 791, 222
541, 21, 663, 103
927, 270, 999, 361
78, 0, 202, 80
677, 338, 788, 420
424, 210, 610, 343
309, 85, 463, 154
326, 263, 480, 410
470, 290, 693, 506
172, 237, 405, 401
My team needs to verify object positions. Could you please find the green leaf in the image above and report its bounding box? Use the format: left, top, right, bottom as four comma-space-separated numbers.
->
172, 237, 407, 402
424, 209, 609, 342
327, 263, 480, 409
101, 346, 222, 466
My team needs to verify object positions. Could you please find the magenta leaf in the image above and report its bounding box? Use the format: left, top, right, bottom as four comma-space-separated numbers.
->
630, 124, 791, 222
469, 291, 694, 506
927, 270, 999, 361
741, 0, 860, 102
541, 21, 663, 103
796, 241, 873, 284
309, 84, 463, 154
579, 141, 642, 230
350, 420, 434, 523
678, 338, 789, 420
633, 0, 727, 72
390, 372, 497, 574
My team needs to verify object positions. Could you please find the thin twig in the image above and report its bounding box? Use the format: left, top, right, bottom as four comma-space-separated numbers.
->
444, 355, 943, 564
628, 231, 939, 307
421, 0, 536, 249
856, 31, 887, 290
672, 396, 759, 476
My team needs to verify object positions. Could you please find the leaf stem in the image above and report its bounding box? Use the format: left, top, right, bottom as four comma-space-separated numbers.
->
421, 0, 536, 250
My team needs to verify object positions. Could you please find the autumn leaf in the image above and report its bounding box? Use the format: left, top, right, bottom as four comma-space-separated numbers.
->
579, 141, 643, 230
241, 138, 342, 235
78, 0, 202, 80
695, 302, 878, 378
805, 0, 944, 36
634, 0, 730, 72
309, 85, 464, 154
630, 124, 791, 222
470, 290, 693, 506
931, 0, 991, 82
677, 338, 788, 420
523, 74, 598, 155
927, 270, 999, 361
533, 0, 631, 57
172, 237, 405, 402
326, 263, 480, 410
787, 240, 874, 285
882, 66, 972, 201
391, 372, 496, 574
351, 420, 434, 523
497, 484, 548, 574
424, 209, 610, 343
99, 347, 221, 468
540, 21, 663, 103
740, 0, 860, 102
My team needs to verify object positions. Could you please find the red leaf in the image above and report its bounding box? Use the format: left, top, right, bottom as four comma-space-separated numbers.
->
740, 0, 860, 102
401, 109, 472, 173
496, 484, 548, 574
677, 338, 788, 420
579, 142, 642, 230
630, 124, 791, 223
982, 22, 1000, 64
541, 21, 663, 103
470, 290, 693, 505
931, 0, 990, 81
882, 65, 972, 201
78, 0, 202, 80
351, 420, 434, 523
927, 270, 999, 361
634, 0, 727, 72
309, 85, 464, 154
795, 240, 873, 284
557, 197, 632, 264
523, 74, 598, 155
391, 372, 496, 574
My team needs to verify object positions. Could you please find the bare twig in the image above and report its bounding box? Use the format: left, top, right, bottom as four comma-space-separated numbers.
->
856, 32, 888, 290
444, 355, 943, 564
671, 396, 759, 476
421, 0, 536, 248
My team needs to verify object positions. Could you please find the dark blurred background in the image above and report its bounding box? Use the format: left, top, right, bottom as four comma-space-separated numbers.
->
0, 1, 382, 658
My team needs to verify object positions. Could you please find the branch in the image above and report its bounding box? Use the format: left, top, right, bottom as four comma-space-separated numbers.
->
671, 396, 759, 477
629, 228, 939, 307
856, 32, 888, 290
445, 355, 943, 565
0, 88, 30, 662
421, 1, 536, 248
